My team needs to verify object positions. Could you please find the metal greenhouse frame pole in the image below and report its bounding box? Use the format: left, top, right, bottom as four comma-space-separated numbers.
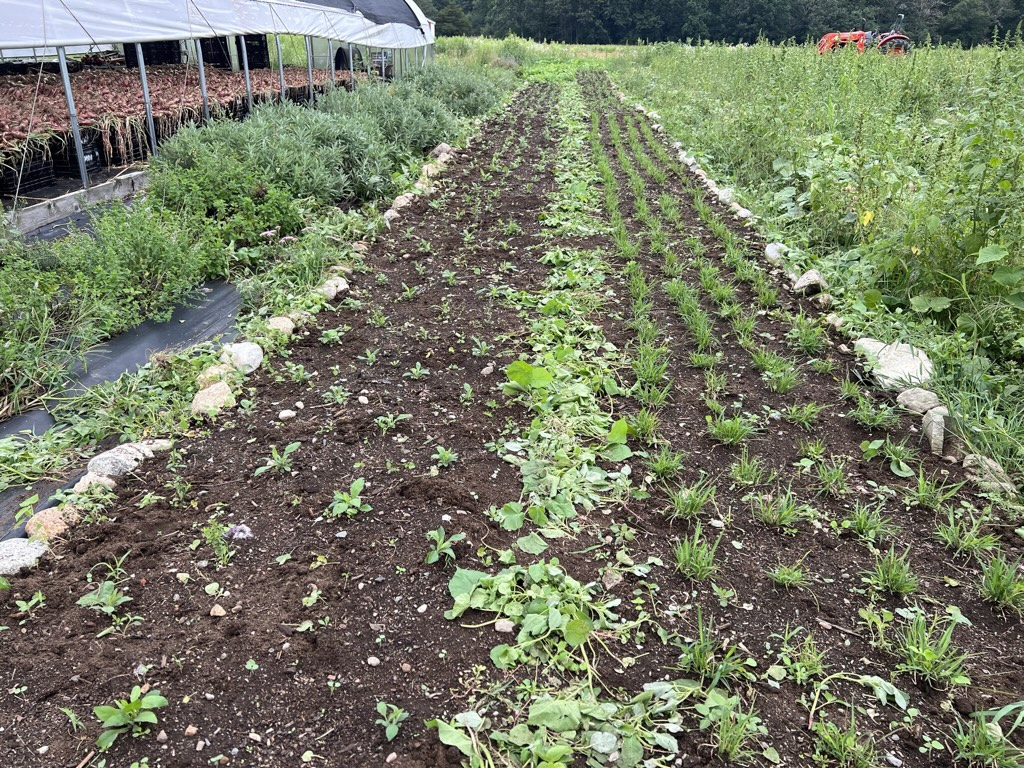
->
57, 46, 89, 188
240, 35, 253, 112
195, 41, 210, 120
305, 36, 315, 102
274, 33, 286, 99
134, 43, 158, 157
348, 43, 355, 89
380, 48, 385, 79
329, 40, 335, 85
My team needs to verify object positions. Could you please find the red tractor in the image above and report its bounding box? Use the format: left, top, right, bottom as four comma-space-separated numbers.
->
817, 14, 912, 55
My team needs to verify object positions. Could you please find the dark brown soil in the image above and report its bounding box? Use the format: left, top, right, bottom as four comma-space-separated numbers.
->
1, 71, 1021, 768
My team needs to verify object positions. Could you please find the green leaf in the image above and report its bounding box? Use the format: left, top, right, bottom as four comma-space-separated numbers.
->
602, 443, 633, 462
1005, 292, 1024, 310
447, 568, 487, 599
385, 724, 398, 741
96, 728, 120, 752
620, 736, 644, 767
992, 266, 1024, 288
890, 459, 915, 478
976, 244, 1009, 265
763, 745, 782, 764
910, 294, 952, 313
863, 289, 883, 309
527, 699, 582, 732
607, 418, 630, 445
516, 532, 549, 555
590, 731, 618, 754
563, 618, 592, 648
490, 644, 517, 669
428, 720, 474, 756
505, 361, 552, 390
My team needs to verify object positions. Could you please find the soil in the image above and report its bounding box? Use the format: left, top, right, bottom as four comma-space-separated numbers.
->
1, 72, 1021, 768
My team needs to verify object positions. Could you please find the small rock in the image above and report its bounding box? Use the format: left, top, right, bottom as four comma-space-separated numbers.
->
764, 242, 789, 267
320, 277, 350, 301
351, 241, 370, 255
417, 604, 427, 614
494, 619, 515, 634
430, 142, 452, 159
156, 730, 168, 743
793, 269, 829, 296
0, 538, 47, 576
885, 754, 903, 768
329, 264, 354, 276
278, 410, 297, 421
387, 753, 398, 764
197, 363, 235, 390
383, 209, 400, 224
191, 381, 236, 417
367, 656, 381, 667
249, 733, 262, 743
815, 293, 834, 309
185, 725, 198, 737
267, 316, 296, 337
733, 207, 753, 221
963, 454, 1018, 495
210, 604, 227, 617
196, 740, 204, 752
420, 163, 441, 180
854, 338, 933, 391
392, 193, 415, 210
73, 472, 116, 494
88, 444, 147, 478
717, 188, 734, 205
401, 663, 412, 673
138, 438, 173, 453
219, 342, 264, 374
358, 395, 369, 405
26, 505, 80, 540
204, 693, 215, 700
922, 410, 946, 455
897, 388, 941, 415
824, 313, 844, 331
481, 365, 494, 376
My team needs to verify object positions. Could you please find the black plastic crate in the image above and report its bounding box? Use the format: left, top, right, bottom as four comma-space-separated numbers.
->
52, 132, 103, 177
201, 37, 233, 69
124, 40, 181, 68
1, 152, 55, 195
238, 35, 271, 69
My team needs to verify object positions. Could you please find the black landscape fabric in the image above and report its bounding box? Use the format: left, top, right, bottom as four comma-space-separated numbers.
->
297, 0, 423, 29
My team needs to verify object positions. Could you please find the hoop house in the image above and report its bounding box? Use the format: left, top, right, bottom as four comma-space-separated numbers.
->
0, 0, 435, 192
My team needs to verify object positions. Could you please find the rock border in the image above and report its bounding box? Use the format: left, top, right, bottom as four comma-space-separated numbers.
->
619, 90, 1018, 500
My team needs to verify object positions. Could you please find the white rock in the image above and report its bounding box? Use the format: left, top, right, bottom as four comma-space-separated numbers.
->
267, 316, 296, 337
436, 152, 453, 165
219, 342, 264, 374
717, 188, 734, 205
815, 293, 834, 309
351, 241, 370, 255
190, 381, 236, 417
793, 269, 829, 296
73, 472, 117, 494
0, 538, 47, 576
733, 207, 753, 221
138, 438, 173, 453
494, 619, 515, 633
921, 410, 945, 455
764, 242, 789, 267
963, 454, 1018, 495
671, 141, 683, 150
896, 388, 941, 415
88, 444, 147, 478
366, 656, 381, 667
853, 338, 933, 391
421, 163, 441, 179
825, 313, 844, 331
319, 277, 350, 301
197, 363, 235, 390
383, 209, 400, 224
278, 410, 297, 421
392, 193, 415, 210
429, 142, 452, 159
357, 396, 369, 405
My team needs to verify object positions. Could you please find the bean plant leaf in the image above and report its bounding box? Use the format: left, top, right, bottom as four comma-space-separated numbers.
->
976, 244, 1009, 265
516, 532, 549, 555
505, 361, 553, 390
563, 617, 592, 648
910, 294, 952, 313
606, 418, 630, 445
527, 699, 582, 732
859, 675, 909, 710
619, 736, 644, 767
428, 720, 474, 756
992, 266, 1024, 288
448, 568, 487, 599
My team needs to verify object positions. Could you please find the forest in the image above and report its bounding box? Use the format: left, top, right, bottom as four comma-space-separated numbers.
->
420, 0, 1024, 46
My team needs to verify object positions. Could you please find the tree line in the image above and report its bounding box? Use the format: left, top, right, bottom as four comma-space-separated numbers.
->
418, 0, 1024, 47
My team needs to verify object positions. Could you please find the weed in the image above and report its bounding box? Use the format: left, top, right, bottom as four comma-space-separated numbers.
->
431, 446, 459, 468
936, 508, 999, 557
673, 523, 721, 580
749, 486, 811, 531
784, 402, 825, 430
895, 612, 972, 687
707, 412, 758, 445
667, 472, 718, 520
374, 412, 411, 435
813, 715, 878, 768
729, 447, 771, 486
767, 560, 810, 589
849, 395, 899, 430
326, 478, 372, 518
648, 445, 685, 481
815, 456, 849, 497
979, 552, 1024, 613
841, 502, 896, 544
863, 546, 918, 596
253, 442, 300, 476
424, 527, 466, 565
675, 608, 753, 688
94, 686, 168, 752
631, 408, 659, 444
905, 470, 963, 510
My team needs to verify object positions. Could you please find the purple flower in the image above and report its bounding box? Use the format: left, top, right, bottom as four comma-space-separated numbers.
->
259, 228, 280, 239
225, 524, 253, 540
280, 236, 297, 244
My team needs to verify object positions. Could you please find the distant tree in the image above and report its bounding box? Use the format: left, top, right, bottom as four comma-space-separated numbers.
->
436, 4, 474, 35
940, 0, 995, 43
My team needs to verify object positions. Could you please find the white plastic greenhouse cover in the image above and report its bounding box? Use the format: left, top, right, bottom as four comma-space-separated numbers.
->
0, 0, 435, 51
